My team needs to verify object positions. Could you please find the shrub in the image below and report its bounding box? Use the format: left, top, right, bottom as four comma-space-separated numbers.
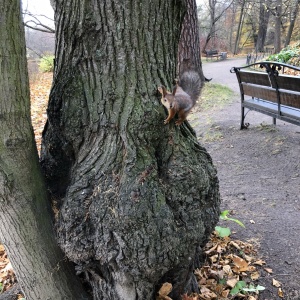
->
39, 55, 54, 72
267, 42, 300, 64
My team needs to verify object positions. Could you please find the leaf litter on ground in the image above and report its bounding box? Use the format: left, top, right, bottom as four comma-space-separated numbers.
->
157, 232, 284, 300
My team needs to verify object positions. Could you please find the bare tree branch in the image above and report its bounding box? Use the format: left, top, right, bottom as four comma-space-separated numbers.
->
22, 12, 55, 33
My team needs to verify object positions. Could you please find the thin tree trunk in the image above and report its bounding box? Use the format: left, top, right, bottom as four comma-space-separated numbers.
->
41, 0, 220, 299
0, 1, 90, 299
234, 0, 245, 55
178, 0, 205, 82
284, 0, 300, 47
274, 0, 282, 53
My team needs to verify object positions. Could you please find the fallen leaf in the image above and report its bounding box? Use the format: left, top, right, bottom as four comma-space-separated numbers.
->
209, 254, 218, 263
278, 287, 284, 298
223, 265, 232, 275
231, 255, 249, 272
250, 271, 260, 280
221, 289, 230, 298
253, 260, 266, 266
226, 276, 239, 288
272, 278, 281, 288
247, 266, 256, 272
205, 243, 218, 255
229, 241, 241, 250
264, 267, 273, 274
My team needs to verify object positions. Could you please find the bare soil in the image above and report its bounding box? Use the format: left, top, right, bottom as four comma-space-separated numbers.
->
193, 58, 300, 299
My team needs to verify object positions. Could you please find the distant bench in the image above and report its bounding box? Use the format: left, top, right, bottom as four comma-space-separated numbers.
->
231, 61, 300, 129
205, 49, 227, 61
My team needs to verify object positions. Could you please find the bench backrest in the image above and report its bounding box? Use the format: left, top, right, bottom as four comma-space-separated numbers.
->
236, 69, 300, 109
206, 50, 218, 55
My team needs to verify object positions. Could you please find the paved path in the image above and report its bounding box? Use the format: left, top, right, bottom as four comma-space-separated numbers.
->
202, 57, 245, 93
195, 57, 300, 299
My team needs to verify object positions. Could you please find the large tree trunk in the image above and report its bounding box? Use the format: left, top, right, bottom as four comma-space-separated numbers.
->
0, 1, 90, 299
41, 0, 220, 299
255, 0, 270, 52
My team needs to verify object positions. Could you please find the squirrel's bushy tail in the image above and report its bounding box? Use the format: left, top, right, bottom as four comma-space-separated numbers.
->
179, 70, 203, 104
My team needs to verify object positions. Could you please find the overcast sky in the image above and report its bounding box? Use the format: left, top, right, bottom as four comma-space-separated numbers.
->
22, 0, 202, 18
22, 0, 53, 15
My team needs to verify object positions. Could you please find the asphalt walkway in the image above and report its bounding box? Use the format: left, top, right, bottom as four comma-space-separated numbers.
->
196, 57, 300, 300
202, 57, 245, 93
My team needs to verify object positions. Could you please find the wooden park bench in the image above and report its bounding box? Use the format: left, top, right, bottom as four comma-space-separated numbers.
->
205, 50, 227, 61
230, 61, 300, 129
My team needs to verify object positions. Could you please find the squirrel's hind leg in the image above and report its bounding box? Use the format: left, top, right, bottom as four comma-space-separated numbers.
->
175, 110, 188, 126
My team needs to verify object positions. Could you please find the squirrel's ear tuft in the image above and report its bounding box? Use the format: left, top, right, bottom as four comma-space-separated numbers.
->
158, 86, 168, 96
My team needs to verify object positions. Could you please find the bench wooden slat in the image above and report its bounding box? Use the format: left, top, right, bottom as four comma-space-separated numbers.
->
279, 89, 300, 109
239, 71, 271, 86
242, 84, 300, 109
276, 76, 300, 92
242, 83, 278, 102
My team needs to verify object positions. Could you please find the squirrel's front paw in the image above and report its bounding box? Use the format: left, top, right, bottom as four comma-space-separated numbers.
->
164, 119, 170, 124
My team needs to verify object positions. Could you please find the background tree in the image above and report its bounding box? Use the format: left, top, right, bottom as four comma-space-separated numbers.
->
274, 0, 283, 53
199, 0, 300, 55
0, 0, 90, 299
178, 0, 206, 81
256, 0, 271, 52
233, 0, 246, 54
200, 0, 233, 51
40, 0, 220, 299
284, 0, 300, 46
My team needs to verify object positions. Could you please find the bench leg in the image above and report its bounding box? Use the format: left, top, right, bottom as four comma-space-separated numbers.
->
240, 106, 246, 129
273, 117, 276, 125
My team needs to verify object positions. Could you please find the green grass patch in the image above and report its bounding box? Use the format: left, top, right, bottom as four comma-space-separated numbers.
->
199, 82, 235, 111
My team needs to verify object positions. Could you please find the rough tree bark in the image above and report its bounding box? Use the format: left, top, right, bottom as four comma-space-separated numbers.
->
41, 0, 220, 299
178, 0, 205, 82
0, 1, 90, 299
255, 0, 270, 52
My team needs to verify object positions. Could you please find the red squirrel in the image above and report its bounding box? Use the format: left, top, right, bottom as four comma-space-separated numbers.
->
158, 69, 203, 126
